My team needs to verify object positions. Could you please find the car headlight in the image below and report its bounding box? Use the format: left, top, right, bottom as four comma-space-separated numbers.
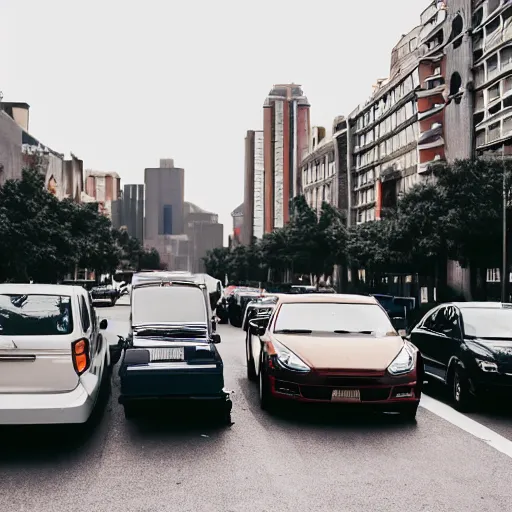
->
273, 340, 310, 372
388, 346, 414, 375
476, 359, 498, 373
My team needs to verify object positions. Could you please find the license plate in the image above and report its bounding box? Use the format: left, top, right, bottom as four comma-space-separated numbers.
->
149, 347, 184, 362
331, 389, 360, 402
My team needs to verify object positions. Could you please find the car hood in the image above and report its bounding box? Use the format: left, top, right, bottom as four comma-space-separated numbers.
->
272, 334, 404, 371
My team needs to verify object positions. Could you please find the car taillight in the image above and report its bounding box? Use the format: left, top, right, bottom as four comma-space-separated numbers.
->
72, 338, 90, 376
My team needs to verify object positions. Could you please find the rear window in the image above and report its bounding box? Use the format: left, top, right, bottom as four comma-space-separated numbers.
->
132, 286, 207, 325
0, 294, 74, 336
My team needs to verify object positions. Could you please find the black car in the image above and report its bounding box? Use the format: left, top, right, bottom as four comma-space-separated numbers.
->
118, 276, 232, 423
228, 290, 261, 328
241, 296, 278, 332
409, 301, 512, 411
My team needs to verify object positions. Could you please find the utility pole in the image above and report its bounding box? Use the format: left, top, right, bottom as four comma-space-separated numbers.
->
502, 143, 508, 303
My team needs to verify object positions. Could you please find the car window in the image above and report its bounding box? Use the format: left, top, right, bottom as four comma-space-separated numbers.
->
132, 286, 207, 325
273, 302, 396, 336
423, 308, 441, 331
0, 294, 74, 336
88, 293, 98, 329
461, 308, 512, 338
441, 306, 461, 338
80, 295, 91, 332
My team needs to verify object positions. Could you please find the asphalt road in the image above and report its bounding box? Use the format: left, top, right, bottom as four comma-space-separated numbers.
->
1, 301, 512, 512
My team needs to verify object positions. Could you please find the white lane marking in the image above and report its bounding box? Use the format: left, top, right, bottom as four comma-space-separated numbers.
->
420, 394, 512, 459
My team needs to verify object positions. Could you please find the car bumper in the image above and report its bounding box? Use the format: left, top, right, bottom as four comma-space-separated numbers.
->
118, 363, 227, 403
267, 367, 421, 407
0, 383, 96, 425
470, 372, 512, 397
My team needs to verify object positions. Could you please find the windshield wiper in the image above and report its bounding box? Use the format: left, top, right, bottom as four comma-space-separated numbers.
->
334, 330, 374, 335
274, 329, 312, 334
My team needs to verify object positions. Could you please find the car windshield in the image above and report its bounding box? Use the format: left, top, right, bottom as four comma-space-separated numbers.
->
462, 308, 512, 338
0, 294, 73, 336
132, 286, 207, 326
273, 302, 395, 335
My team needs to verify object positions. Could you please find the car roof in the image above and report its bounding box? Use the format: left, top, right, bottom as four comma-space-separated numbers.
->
0, 283, 82, 295
277, 293, 377, 305
452, 302, 512, 309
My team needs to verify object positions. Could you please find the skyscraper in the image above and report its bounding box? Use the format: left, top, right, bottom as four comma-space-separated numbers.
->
263, 84, 310, 233
144, 159, 185, 244
242, 130, 264, 244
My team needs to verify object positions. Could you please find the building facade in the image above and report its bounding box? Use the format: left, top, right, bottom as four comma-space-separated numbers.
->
263, 84, 310, 232
84, 170, 121, 219
473, 0, 512, 158
144, 159, 185, 249
116, 184, 144, 242
300, 127, 336, 214
0, 106, 23, 186
230, 203, 244, 247
184, 202, 224, 273
242, 130, 264, 244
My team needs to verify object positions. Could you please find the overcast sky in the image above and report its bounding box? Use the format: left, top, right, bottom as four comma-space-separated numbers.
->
1, 0, 428, 242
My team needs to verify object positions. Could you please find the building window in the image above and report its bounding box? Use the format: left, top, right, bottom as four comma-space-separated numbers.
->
163, 205, 173, 235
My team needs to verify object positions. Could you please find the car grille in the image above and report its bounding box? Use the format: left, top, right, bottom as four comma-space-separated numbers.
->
147, 347, 184, 362
325, 377, 384, 387
300, 386, 391, 402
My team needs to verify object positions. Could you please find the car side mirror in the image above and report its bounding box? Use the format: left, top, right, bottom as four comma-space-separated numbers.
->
211, 319, 217, 332
212, 333, 221, 344
99, 319, 108, 330
249, 320, 266, 336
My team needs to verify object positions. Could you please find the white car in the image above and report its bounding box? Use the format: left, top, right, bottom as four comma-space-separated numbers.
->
0, 283, 110, 425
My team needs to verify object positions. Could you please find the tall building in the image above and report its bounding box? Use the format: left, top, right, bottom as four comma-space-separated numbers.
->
263, 84, 310, 232
115, 184, 144, 242
472, 0, 512, 159
347, 23, 425, 225
144, 158, 185, 244
242, 130, 264, 244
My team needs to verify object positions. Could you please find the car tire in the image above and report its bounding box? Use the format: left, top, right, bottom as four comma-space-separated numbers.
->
110, 297, 116, 307
259, 363, 275, 412
246, 332, 257, 382
123, 403, 138, 420
400, 403, 419, 421
452, 367, 473, 412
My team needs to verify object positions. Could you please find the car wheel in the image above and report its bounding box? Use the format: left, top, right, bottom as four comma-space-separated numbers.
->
400, 403, 419, 421
259, 363, 275, 412
110, 297, 116, 306
123, 403, 138, 420
452, 367, 473, 412
246, 332, 257, 382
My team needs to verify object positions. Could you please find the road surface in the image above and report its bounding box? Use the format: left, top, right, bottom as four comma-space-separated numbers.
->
1, 301, 512, 512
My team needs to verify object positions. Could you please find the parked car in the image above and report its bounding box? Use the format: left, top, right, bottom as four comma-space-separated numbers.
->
228, 290, 262, 327
246, 293, 423, 419
0, 283, 110, 425
118, 275, 232, 423
242, 295, 279, 332
409, 302, 512, 411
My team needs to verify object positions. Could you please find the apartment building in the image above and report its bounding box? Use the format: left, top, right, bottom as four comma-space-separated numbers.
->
300, 117, 350, 218
473, 0, 512, 157
348, 27, 422, 225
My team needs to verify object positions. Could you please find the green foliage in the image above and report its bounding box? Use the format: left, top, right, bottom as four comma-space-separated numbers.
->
0, 167, 160, 282
203, 196, 348, 284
